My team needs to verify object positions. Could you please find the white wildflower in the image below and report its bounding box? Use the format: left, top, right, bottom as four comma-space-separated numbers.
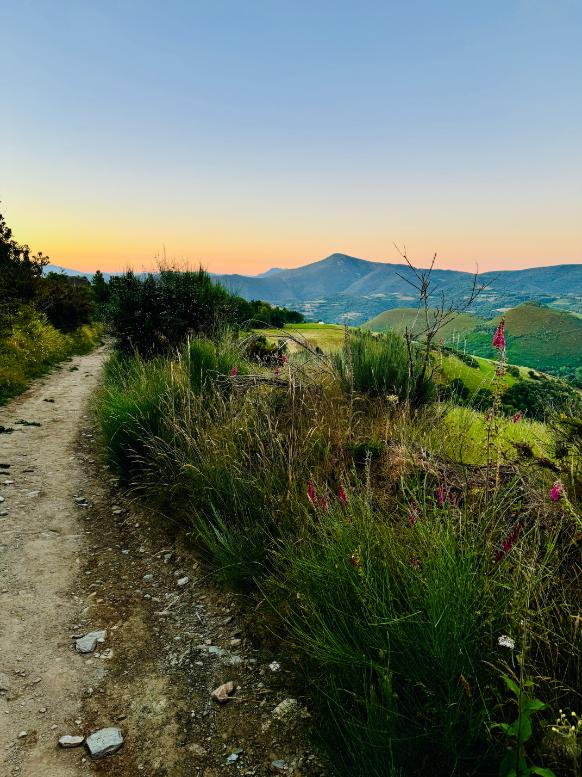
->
498, 635, 515, 649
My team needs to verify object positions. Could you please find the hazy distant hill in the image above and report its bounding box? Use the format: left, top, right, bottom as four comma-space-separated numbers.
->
45, 264, 94, 278
214, 253, 582, 323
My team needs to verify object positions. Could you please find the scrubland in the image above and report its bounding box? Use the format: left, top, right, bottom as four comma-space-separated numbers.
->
97, 302, 582, 777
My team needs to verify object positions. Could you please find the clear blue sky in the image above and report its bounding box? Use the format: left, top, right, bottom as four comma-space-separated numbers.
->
1, 0, 581, 273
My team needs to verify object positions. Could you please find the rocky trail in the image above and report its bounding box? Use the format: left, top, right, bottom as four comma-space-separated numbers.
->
0, 348, 327, 777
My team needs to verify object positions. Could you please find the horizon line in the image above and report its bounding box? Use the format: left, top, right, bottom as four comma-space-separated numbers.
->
46, 253, 582, 278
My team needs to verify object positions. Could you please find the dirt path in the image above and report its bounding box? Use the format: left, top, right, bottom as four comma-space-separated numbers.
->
0, 350, 326, 777
0, 348, 107, 775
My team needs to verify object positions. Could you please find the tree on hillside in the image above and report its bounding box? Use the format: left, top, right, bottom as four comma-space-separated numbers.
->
36, 272, 94, 332
91, 270, 110, 304
0, 209, 48, 323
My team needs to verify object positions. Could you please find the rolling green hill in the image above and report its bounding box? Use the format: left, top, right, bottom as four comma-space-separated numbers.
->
464, 302, 582, 374
363, 307, 479, 345
365, 301, 582, 378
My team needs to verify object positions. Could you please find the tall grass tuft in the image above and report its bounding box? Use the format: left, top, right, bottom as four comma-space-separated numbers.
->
333, 330, 434, 404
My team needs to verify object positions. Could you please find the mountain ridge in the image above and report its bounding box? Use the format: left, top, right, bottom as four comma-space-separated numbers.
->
213, 253, 582, 321
45, 253, 582, 323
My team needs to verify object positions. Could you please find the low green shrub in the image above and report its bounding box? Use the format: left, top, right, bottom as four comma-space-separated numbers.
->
502, 378, 582, 421
334, 331, 434, 403
186, 335, 250, 393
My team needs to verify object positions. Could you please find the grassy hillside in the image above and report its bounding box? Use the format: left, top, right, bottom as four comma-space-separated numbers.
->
258, 322, 345, 352
363, 306, 479, 344
364, 301, 582, 377
465, 302, 582, 372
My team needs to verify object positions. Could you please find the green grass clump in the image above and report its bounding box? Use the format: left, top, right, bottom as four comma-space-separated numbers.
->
0, 305, 101, 405
97, 353, 185, 478
272, 478, 577, 776
98, 343, 308, 588
333, 330, 434, 403
187, 334, 250, 393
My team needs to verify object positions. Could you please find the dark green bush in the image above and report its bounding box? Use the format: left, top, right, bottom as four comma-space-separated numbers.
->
106, 269, 244, 355
36, 273, 94, 332
472, 387, 494, 410
439, 377, 470, 403
502, 378, 582, 421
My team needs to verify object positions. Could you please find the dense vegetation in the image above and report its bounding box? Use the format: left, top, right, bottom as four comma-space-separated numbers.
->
102, 269, 303, 355
97, 275, 582, 777
0, 210, 100, 403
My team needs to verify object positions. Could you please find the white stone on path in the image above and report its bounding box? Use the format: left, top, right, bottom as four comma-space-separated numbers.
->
59, 735, 84, 748
85, 727, 124, 758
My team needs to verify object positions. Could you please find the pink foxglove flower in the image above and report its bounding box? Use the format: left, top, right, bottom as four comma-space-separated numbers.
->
319, 495, 329, 513
231, 366, 238, 377
493, 320, 505, 350
338, 485, 348, 505
494, 522, 522, 562
551, 481, 562, 502
307, 481, 317, 506
437, 485, 446, 508
281, 354, 287, 364
513, 412, 522, 423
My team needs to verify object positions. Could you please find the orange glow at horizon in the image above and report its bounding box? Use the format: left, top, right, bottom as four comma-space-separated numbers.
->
11, 209, 582, 277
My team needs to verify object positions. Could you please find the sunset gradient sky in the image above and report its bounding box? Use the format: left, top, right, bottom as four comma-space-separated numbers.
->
2, 1, 581, 274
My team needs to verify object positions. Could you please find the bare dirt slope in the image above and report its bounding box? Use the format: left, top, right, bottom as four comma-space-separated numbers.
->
0, 349, 326, 777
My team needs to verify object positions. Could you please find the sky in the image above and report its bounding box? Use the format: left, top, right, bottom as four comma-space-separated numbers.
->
1, 0, 581, 275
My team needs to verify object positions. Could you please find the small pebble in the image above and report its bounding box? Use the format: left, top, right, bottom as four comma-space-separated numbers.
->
59, 735, 84, 748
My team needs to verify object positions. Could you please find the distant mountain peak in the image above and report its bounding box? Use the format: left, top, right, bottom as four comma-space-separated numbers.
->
320, 252, 367, 264
256, 267, 284, 277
